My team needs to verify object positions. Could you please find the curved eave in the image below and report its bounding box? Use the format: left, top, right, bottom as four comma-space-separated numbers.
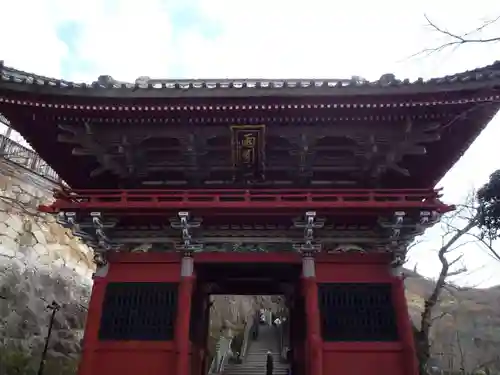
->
1, 76, 500, 100
1, 60, 500, 99
1, 60, 500, 189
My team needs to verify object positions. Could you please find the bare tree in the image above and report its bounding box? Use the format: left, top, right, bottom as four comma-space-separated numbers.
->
418, 15, 500, 55
410, 170, 500, 375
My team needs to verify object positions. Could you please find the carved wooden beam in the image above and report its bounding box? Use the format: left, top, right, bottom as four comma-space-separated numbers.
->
359, 118, 444, 178
87, 122, 434, 144
57, 122, 129, 178
180, 132, 210, 184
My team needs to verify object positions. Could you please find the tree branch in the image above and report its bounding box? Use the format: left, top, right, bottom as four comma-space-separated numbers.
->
418, 14, 500, 56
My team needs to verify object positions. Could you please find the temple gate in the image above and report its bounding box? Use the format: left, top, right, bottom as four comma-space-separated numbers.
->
1, 60, 500, 375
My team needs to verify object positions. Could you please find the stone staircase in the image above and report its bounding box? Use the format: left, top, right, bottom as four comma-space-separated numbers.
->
223, 325, 289, 375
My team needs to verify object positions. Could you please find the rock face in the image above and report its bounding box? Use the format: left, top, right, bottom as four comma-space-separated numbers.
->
0, 159, 94, 366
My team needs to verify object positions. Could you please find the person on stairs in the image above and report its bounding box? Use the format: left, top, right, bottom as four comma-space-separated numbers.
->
266, 350, 274, 375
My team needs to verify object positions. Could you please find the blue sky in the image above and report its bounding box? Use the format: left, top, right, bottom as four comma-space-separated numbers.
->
1, 0, 500, 286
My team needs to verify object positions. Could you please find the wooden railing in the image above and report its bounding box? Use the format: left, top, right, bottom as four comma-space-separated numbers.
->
0, 134, 60, 183
208, 336, 233, 374
43, 188, 453, 214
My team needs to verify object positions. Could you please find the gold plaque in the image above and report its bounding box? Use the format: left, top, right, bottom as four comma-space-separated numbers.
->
231, 125, 265, 182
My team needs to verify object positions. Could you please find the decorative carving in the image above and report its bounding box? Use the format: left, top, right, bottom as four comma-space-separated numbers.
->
180, 133, 208, 184
288, 134, 316, 181
57, 123, 136, 178
359, 119, 442, 180
57, 210, 118, 271
293, 211, 324, 255
390, 211, 406, 241
170, 211, 203, 254
93, 249, 108, 269
54, 115, 446, 188
91, 212, 112, 250
327, 244, 367, 254
418, 210, 440, 229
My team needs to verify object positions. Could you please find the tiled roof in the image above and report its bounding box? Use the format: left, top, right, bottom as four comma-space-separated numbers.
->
1, 60, 500, 97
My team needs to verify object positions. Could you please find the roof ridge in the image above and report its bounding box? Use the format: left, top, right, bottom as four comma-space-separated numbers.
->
1, 59, 500, 95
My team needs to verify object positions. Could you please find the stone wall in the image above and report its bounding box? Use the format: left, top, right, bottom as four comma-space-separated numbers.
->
0, 159, 94, 360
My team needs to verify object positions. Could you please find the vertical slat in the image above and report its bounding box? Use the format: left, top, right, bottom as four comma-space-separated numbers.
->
98, 282, 178, 341
318, 283, 398, 341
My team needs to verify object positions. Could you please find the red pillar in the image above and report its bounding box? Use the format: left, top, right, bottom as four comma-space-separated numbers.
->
392, 272, 419, 375
302, 254, 323, 375
78, 272, 107, 375
175, 255, 195, 375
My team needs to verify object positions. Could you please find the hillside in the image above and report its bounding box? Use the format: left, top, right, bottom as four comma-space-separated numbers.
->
405, 269, 500, 372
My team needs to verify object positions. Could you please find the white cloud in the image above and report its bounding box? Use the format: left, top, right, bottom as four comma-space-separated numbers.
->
58, 0, 177, 82
0, 0, 69, 77
1, 0, 500, 285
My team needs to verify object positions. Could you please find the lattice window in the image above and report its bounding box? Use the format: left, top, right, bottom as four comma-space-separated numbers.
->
99, 282, 178, 341
318, 283, 398, 342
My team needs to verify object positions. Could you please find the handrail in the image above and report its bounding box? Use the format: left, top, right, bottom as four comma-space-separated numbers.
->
0, 134, 60, 183
240, 312, 258, 361
276, 319, 290, 362
209, 336, 232, 374
69, 187, 443, 194
44, 188, 453, 213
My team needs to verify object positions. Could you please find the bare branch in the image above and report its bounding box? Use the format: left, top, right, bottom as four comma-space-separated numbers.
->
456, 331, 466, 372
416, 14, 500, 56
413, 214, 478, 374
430, 311, 449, 322
465, 231, 500, 262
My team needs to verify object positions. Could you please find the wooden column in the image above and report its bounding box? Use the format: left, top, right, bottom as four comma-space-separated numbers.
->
392, 269, 419, 375
301, 253, 323, 375
175, 254, 195, 375
77, 266, 108, 375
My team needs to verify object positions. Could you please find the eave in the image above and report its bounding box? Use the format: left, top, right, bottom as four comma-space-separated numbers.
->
1, 60, 500, 190
0, 60, 500, 100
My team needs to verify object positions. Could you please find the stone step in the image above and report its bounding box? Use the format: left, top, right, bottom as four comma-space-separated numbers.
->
245, 354, 280, 362
224, 365, 289, 370
224, 372, 288, 374
224, 371, 288, 374
225, 372, 288, 374
229, 363, 288, 367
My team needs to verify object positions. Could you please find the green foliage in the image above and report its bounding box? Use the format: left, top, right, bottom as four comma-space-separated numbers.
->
0, 346, 78, 375
477, 169, 500, 240
0, 347, 34, 375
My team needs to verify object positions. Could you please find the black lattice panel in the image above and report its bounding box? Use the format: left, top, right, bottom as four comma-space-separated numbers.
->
318, 283, 398, 342
99, 282, 178, 341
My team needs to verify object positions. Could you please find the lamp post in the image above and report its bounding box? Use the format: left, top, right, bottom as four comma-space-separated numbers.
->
37, 300, 61, 375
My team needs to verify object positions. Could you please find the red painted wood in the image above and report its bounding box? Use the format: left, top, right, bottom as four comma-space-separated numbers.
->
175, 276, 195, 375
78, 257, 182, 375
77, 277, 107, 375
315, 254, 418, 375
316, 254, 393, 283
92, 342, 177, 375
393, 276, 419, 375
41, 188, 452, 214
79, 250, 417, 375
194, 251, 301, 264
302, 277, 323, 375
108, 251, 181, 264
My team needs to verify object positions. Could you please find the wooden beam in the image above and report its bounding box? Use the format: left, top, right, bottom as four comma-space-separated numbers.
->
91, 121, 432, 144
